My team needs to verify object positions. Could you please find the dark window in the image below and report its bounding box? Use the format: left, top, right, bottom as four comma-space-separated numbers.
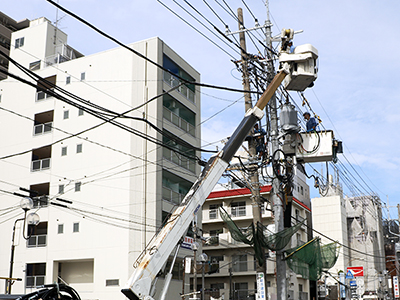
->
15, 37, 24, 49
26, 263, 46, 288
27, 222, 47, 247
106, 279, 119, 286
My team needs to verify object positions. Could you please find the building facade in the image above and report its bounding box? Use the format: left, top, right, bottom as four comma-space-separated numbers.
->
312, 176, 386, 299
201, 168, 312, 300
0, 11, 29, 81
0, 16, 201, 299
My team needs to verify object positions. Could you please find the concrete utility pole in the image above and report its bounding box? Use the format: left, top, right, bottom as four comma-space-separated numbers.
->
237, 5, 267, 295
264, 1, 287, 299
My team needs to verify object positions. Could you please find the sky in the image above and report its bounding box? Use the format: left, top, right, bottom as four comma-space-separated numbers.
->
2, 0, 400, 219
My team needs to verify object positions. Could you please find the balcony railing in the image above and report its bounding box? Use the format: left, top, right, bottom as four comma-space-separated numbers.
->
26, 276, 45, 288
34, 122, 53, 135
163, 147, 196, 173
36, 91, 53, 102
162, 186, 183, 204
27, 235, 47, 247
31, 158, 51, 171
163, 71, 195, 103
163, 107, 195, 137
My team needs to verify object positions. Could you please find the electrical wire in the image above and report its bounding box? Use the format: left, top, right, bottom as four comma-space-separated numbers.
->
46, 0, 261, 95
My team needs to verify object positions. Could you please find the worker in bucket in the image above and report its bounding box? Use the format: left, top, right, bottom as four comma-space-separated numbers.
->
303, 112, 318, 132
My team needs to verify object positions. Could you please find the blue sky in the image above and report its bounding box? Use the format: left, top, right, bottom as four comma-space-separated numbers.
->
2, 0, 400, 218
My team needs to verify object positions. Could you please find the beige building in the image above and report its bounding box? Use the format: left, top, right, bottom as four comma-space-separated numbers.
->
201, 168, 312, 300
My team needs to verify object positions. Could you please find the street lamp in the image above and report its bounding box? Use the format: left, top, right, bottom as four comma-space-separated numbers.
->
6, 197, 40, 294
199, 253, 208, 300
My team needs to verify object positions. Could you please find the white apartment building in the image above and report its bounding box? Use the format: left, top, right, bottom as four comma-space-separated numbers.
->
0, 16, 201, 299
201, 168, 312, 300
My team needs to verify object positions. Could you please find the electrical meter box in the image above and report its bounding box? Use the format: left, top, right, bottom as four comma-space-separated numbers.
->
279, 44, 318, 91
296, 130, 333, 163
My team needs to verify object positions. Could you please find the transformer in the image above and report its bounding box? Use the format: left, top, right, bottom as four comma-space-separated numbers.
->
280, 103, 299, 133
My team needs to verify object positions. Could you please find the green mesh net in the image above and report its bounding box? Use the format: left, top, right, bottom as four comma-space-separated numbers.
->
285, 238, 339, 281
257, 221, 304, 251
219, 207, 303, 266
219, 207, 254, 245
321, 242, 340, 270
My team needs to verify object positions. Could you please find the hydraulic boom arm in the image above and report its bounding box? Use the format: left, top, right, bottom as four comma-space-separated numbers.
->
122, 34, 319, 300
122, 69, 288, 300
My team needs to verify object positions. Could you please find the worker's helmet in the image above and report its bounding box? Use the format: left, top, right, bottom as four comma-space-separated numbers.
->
303, 111, 311, 117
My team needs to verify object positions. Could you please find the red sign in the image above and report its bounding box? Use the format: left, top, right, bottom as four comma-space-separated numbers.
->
347, 266, 364, 277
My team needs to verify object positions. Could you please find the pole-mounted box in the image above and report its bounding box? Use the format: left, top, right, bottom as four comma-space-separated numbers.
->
295, 131, 334, 163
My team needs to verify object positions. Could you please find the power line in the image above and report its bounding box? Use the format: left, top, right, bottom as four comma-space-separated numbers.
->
45, 0, 261, 95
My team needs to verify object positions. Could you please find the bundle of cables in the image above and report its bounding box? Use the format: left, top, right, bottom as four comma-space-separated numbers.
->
16, 284, 80, 300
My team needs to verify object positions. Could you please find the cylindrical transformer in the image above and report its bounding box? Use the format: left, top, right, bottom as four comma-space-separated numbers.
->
280, 103, 299, 132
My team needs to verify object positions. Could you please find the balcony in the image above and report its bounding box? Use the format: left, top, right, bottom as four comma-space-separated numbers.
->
163, 147, 196, 173
162, 186, 183, 205
163, 107, 195, 137
163, 71, 195, 103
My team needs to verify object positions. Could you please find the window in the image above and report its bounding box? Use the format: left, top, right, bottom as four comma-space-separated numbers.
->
209, 204, 220, 219
29, 183, 49, 208
163, 55, 195, 102
36, 75, 56, 101
76, 144, 83, 153
15, 37, 24, 49
209, 256, 224, 274
58, 224, 64, 234
231, 201, 246, 217
58, 184, 64, 194
210, 283, 224, 290
31, 146, 51, 172
233, 282, 248, 299
63, 110, 69, 120
27, 222, 47, 247
34, 110, 53, 135
75, 182, 81, 192
78, 109, 84, 116
29, 61, 40, 71
73, 222, 79, 233
80, 72, 85, 81
232, 255, 247, 272
106, 279, 119, 286
66, 76, 71, 85
26, 263, 45, 288
296, 233, 302, 246
61, 147, 67, 156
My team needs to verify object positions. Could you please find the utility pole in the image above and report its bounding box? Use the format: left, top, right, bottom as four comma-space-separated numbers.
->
264, 1, 287, 300
237, 6, 267, 297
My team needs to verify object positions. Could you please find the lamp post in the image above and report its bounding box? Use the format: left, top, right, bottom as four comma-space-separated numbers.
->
6, 197, 40, 294
199, 253, 208, 300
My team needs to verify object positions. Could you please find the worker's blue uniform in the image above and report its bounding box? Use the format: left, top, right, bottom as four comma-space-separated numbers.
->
306, 117, 318, 132
254, 128, 266, 154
